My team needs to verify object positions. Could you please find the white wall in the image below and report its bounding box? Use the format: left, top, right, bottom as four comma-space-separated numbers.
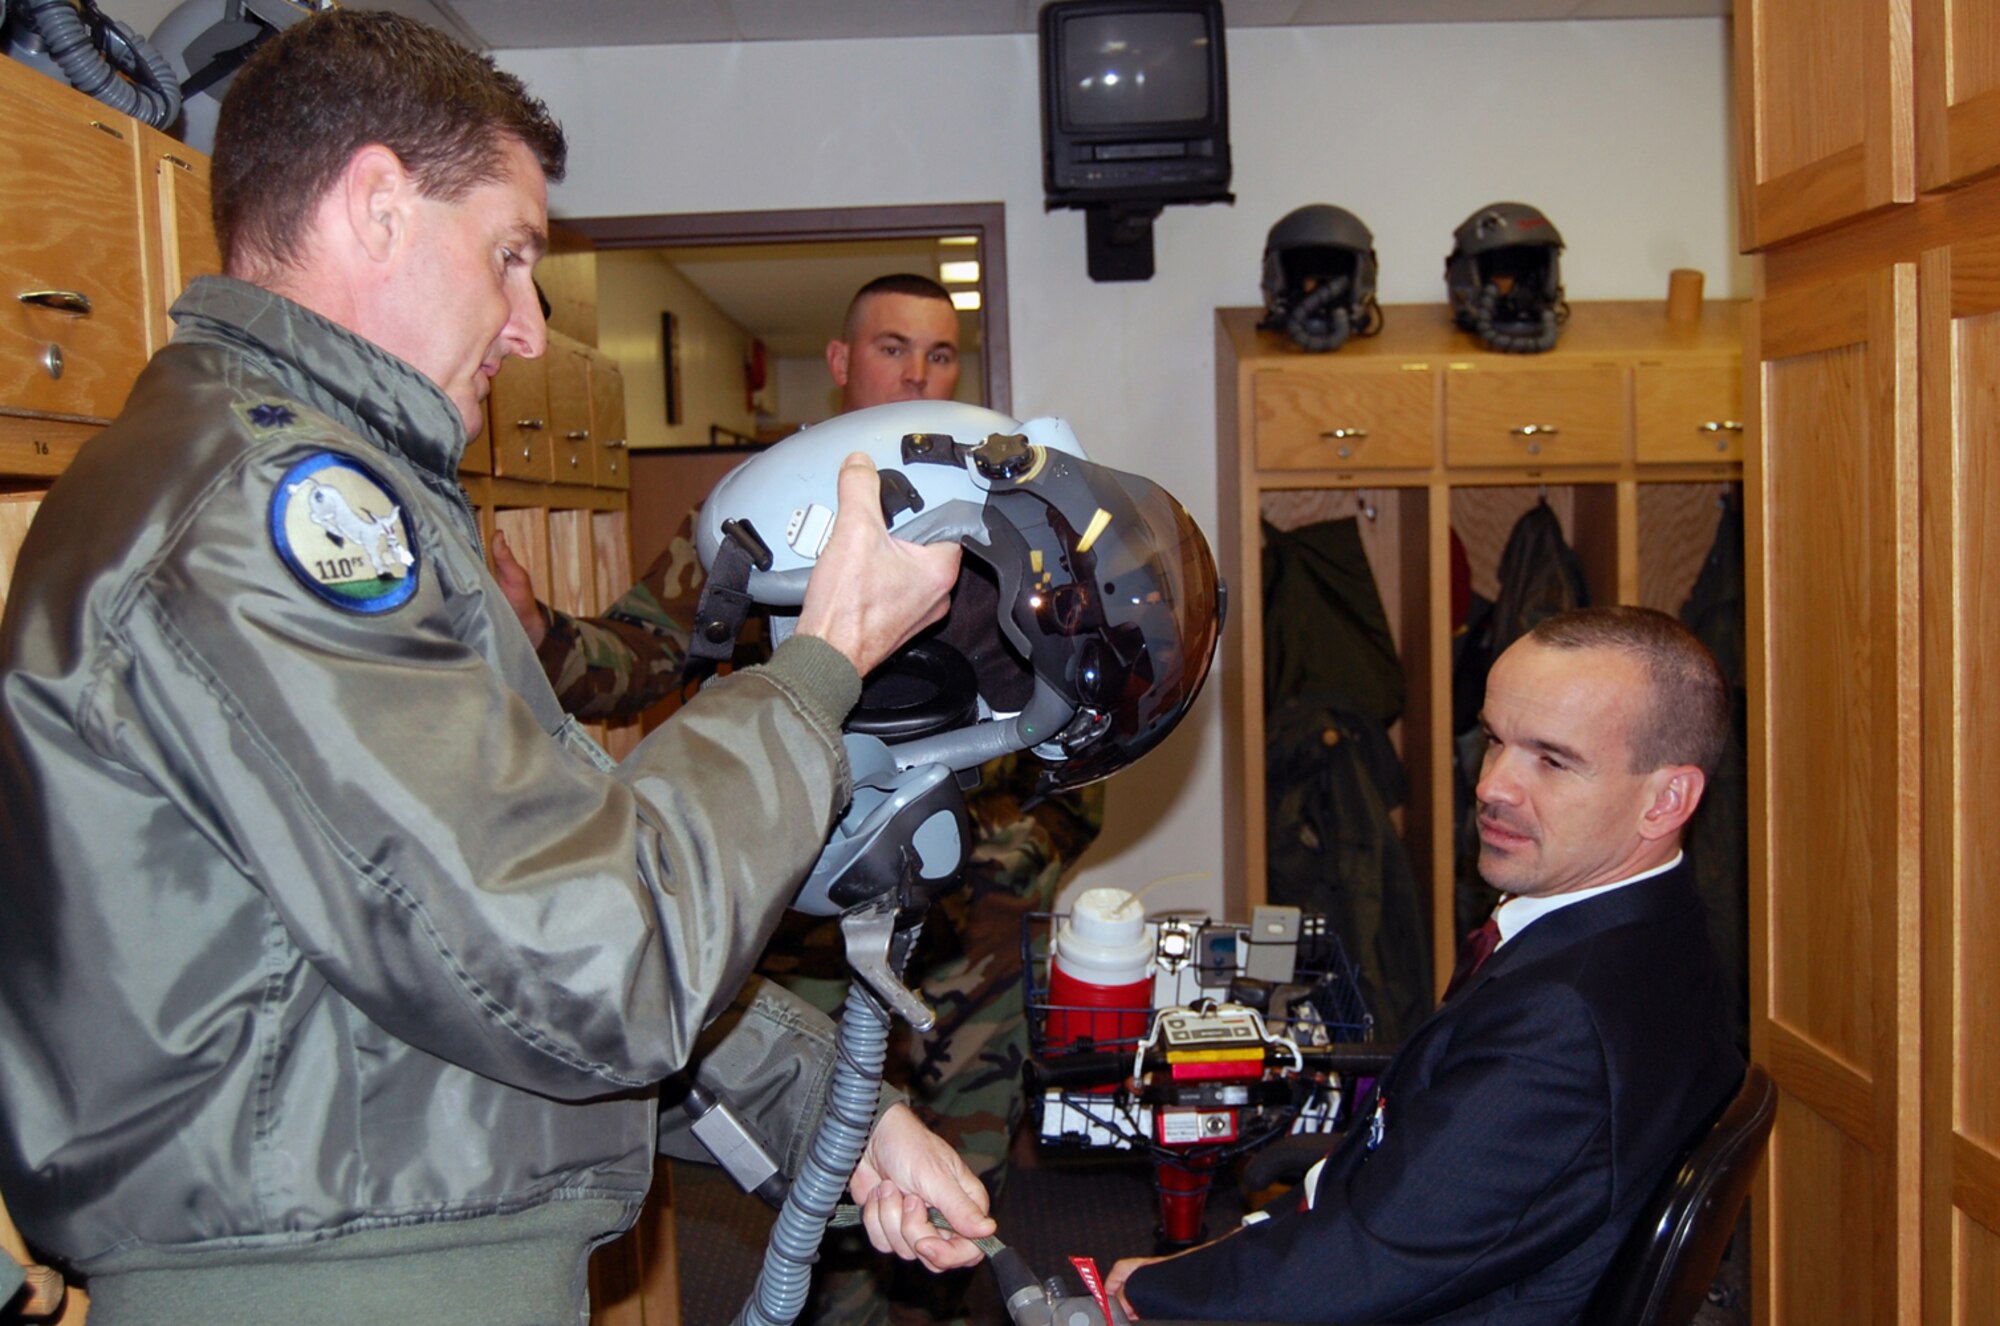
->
501, 19, 1741, 916
598, 251, 760, 449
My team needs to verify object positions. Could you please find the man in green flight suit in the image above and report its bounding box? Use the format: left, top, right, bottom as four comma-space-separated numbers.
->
492, 273, 1105, 1325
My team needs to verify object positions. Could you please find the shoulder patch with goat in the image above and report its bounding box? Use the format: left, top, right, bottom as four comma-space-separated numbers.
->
269, 452, 420, 614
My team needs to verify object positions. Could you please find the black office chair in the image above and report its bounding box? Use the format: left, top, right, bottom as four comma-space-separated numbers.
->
1578, 1062, 1778, 1326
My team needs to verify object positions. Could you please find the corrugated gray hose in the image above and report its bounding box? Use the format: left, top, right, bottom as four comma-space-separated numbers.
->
732, 981, 894, 1326
20, 0, 181, 128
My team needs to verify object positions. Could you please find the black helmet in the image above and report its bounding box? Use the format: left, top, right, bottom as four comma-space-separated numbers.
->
1259, 204, 1383, 353
1445, 202, 1569, 354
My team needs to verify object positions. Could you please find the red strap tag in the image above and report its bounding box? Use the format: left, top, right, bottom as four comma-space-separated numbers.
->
1071, 1255, 1114, 1323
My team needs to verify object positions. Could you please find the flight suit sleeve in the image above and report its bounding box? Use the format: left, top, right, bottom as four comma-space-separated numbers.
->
91, 446, 861, 1103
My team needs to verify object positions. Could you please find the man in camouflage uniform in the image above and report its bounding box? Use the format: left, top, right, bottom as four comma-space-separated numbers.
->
494, 274, 1105, 1325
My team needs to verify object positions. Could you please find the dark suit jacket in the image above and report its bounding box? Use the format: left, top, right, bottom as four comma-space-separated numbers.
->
1126, 862, 1743, 1325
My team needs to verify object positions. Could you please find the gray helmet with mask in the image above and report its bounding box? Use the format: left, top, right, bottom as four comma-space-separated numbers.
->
1258, 204, 1383, 353
1445, 201, 1569, 353
694, 400, 1224, 915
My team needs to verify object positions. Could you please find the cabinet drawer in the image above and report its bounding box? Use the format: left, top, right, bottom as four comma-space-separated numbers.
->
1253, 368, 1435, 470
1, 86, 148, 421
486, 355, 552, 481
1444, 365, 1624, 466
461, 422, 493, 475
586, 349, 629, 490
548, 344, 594, 484
1634, 362, 1744, 462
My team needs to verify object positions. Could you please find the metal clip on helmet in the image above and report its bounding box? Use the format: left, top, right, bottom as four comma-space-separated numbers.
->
1259, 204, 1383, 353
697, 400, 1225, 915
1445, 201, 1569, 354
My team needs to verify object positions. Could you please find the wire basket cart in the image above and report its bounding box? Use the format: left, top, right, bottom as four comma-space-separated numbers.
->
1020, 907, 1376, 1247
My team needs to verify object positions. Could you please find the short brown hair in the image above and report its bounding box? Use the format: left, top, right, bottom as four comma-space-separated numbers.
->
212, 9, 567, 273
1526, 606, 1730, 777
842, 273, 956, 341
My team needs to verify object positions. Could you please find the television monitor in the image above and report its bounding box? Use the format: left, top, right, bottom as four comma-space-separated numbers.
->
1040, 0, 1233, 208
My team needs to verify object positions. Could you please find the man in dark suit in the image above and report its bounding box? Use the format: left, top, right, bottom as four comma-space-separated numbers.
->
1107, 605, 1745, 1325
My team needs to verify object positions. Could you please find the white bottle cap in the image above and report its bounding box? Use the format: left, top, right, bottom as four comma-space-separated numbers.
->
1056, 888, 1153, 984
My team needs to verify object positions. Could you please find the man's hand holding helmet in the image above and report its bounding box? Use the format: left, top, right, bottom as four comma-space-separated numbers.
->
797, 452, 962, 678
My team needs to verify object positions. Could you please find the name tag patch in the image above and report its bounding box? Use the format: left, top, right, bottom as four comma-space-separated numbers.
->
270, 452, 420, 614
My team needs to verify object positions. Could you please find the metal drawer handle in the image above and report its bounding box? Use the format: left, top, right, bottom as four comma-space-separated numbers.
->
565, 429, 589, 441
19, 289, 92, 316
602, 438, 628, 449
1319, 428, 1368, 441
1697, 420, 1744, 434
515, 418, 545, 430
1510, 424, 1559, 437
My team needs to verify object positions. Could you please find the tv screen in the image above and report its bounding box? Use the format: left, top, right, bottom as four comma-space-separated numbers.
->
1041, 0, 1232, 207
1060, 11, 1212, 128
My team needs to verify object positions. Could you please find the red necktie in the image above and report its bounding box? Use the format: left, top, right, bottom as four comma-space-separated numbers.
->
1442, 904, 1507, 1001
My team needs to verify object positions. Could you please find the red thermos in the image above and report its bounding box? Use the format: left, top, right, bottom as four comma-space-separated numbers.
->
1045, 887, 1154, 1053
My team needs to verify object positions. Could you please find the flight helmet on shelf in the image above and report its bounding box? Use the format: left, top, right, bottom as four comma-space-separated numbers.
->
1259, 204, 1383, 353
1445, 201, 1569, 354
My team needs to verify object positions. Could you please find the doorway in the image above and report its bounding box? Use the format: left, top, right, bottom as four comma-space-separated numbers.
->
557, 202, 1010, 571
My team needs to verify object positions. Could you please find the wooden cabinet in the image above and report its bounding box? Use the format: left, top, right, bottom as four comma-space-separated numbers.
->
470, 332, 640, 760
1, 60, 151, 426
1634, 362, 1745, 462
1216, 301, 1742, 984
479, 332, 629, 489
1917, 0, 2000, 190
549, 339, 595, 484
1734, 0, 1914, 248
139, 125, 222, 349
1253, 367, 1436, 470
1737, 1, 2000, 1320
487, 353, 554, 481
587, 344, 631, 490
1918, 229, 2000, 1326
1751, 265, 1921, 1326
1442, 363, 1625, 466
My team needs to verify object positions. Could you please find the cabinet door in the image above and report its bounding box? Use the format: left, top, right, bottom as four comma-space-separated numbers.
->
1918, 235, 2000, 1326
142, 128, 222, 352
1252, 367, 1435, 471
1736, 0, 1914, 249
487, 355, 552, 482
548, 341, 593, 485
1, 72, 148, 421
587, 348, 630, 490
1917, 0, 2000, 191
1750, 265, 1921, 1326
1442, 365, 1623, 466
1634, 362, 1746, 462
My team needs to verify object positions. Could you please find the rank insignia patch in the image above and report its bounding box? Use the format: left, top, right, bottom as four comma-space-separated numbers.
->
235, 399, 301, 435
270, 453, 420, 614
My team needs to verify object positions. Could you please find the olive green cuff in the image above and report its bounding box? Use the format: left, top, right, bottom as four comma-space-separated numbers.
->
761, 634, 863, 734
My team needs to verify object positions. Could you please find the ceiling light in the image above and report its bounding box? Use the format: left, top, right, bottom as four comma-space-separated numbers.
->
937, 235, 979, 247
939, 260, 981, 285
950, 291, 982, 312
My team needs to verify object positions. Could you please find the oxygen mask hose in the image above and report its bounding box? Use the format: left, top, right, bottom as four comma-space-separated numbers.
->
732, 902, 931, 1326
732, 974, 890, 1326
825, 1206, 1056, 1326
